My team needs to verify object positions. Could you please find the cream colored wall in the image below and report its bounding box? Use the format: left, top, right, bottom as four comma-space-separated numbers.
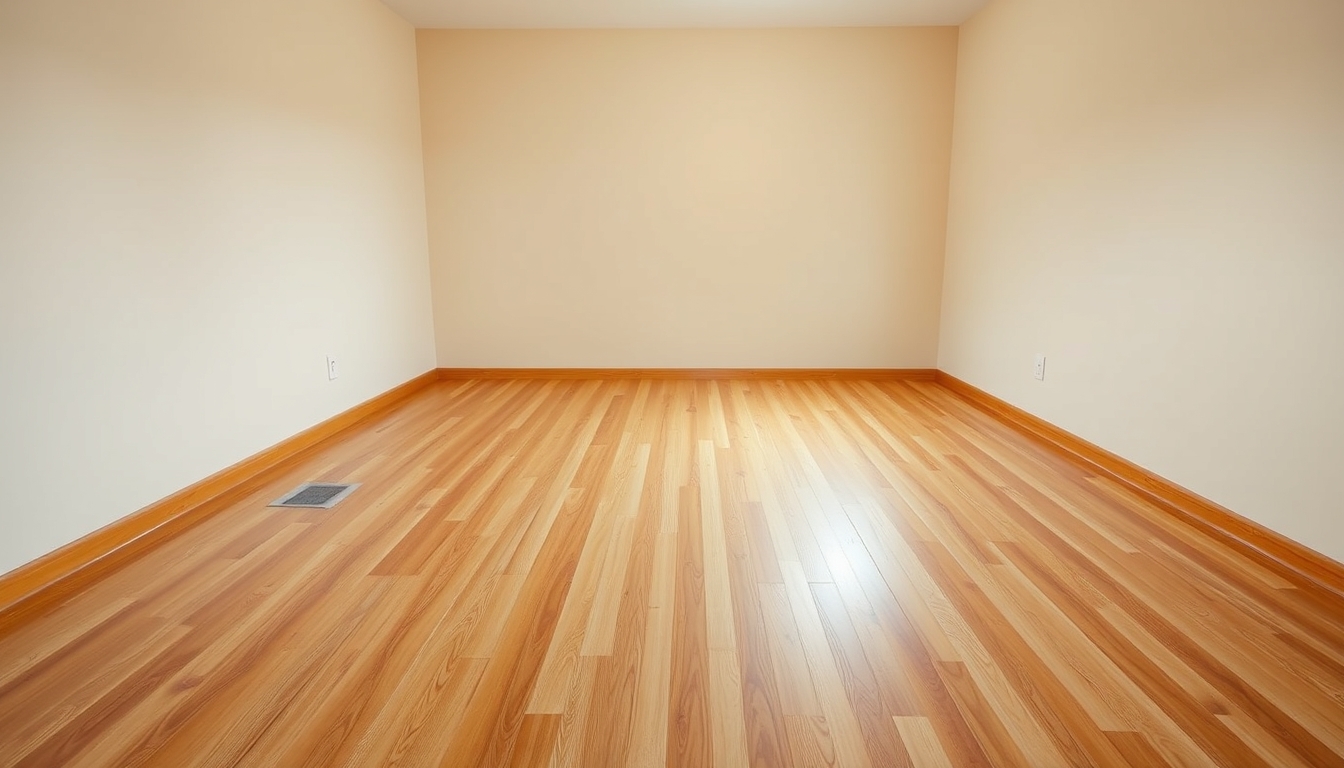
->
418, 29, 958, 368
0, 0, 436, 574
940, 0, 1344, 560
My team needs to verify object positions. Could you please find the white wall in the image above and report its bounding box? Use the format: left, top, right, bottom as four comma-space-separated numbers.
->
0, 0, 436, 575
418, 29, 958, 369
940, 0, 1344, 561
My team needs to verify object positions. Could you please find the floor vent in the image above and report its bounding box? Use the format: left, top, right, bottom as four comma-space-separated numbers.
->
269, 482, 360, 509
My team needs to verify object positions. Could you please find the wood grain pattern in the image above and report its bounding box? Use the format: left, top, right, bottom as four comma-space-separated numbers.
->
2, 378, 1343, 767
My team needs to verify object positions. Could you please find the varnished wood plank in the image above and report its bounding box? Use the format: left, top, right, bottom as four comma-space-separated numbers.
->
545, 656, 598, 768
977, 558, 1221, 767
913, 539, 1134, 766
446, 427, 626, 766
628, 535, 677, 768
717, 453, 794, 768
1104, 730, 1174, 768
784, 715, 839, 768
529, 435, 636, 711
1215, 712, 1317, 768
995, 540, 1275, 768
288, 536, 496, 767
0, 597, 135, 692
667, 485, 712, 768
0, 616, 190, 765
811, 582, 914, 768
445, 515, 590, 767
759, 582, 823, 718
148, 580, 399, 765
579, 445, 649, 656
964, 462, 1344, 765
238, 579, 441, 766
934, 660, 1033, 768
693, 439, 752, 766
893, 716, 956, 768
836, 501, 1000, 768
2, 378, 1342, 768
578, 446, 661, 768
362, 656, 490, 767
504, 382, 613, 576
851, 501, 1067, 767
780, 561, 876, 768
466, 574, 527, 659
506, 714, 560, 768
708, 648, 752, 767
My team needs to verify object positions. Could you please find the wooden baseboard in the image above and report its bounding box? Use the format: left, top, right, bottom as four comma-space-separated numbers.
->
15, 364, 1330, 634
437, 368, 938, 381
0, 370, 441, 634
934, 371, 1344, 599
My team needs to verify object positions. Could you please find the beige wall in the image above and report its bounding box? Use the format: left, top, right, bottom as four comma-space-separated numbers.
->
418, 29, 958, 368
941, 0, 1344, 560
0, 0, 436, 574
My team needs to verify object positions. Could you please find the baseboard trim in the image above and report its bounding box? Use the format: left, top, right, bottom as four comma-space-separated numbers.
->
12, 366, 1331, 633
437, 368, 938, 381
934, 371, 1344, 599
0, 370, 441, 634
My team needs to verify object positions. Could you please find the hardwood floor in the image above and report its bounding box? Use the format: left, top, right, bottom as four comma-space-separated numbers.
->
1, 379, 1342, 767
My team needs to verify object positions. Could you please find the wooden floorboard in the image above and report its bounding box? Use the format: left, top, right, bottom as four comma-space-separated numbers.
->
1, 379, 1342, 767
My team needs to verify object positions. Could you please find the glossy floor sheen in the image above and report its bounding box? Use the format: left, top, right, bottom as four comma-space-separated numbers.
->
2, 380, 1343, 768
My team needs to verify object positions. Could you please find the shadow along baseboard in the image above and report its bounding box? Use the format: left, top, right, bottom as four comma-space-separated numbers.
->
935, 371, 1344, 599
436, 368, 938, 380
0, 370, 441, 635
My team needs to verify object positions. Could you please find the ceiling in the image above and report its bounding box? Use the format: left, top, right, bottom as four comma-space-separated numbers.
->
379, 0, 990, 29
